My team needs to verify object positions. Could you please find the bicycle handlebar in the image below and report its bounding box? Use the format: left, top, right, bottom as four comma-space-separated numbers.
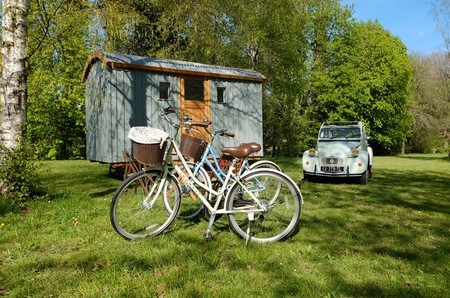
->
164, 107, 176, 114
191, 121, 212, 128
160, 107, 182, 128
161, 107, 234, 138
222, 131, 235, 138
212, 129, 235, 138
161, 106, 211, 130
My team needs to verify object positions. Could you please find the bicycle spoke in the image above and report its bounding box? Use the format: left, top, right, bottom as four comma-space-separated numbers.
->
227, 169, 302, 243
110, 171, 181, 240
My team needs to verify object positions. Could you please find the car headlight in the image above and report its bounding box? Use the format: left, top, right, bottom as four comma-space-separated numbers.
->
351, 148, 360, 157
309, 148, 317, 156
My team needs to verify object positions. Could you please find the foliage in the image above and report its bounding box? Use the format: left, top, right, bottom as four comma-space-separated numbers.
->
0, 141, 46, 207
91, 0, 170, 56
93, 0, 318, 156
3, 0, 444, 158
26, 0, 91, 159
0, 157, 449, 296
308, 21, 413, 154
226, 0, 311, 156
409, 52, 450, 153
409, 128, 444, 153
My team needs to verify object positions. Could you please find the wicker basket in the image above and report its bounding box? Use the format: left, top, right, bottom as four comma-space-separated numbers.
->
132, 141, 167, 166
180, 134, 207, 162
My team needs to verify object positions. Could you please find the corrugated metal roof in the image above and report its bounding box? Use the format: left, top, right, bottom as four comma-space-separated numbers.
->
82, 51, 267, 82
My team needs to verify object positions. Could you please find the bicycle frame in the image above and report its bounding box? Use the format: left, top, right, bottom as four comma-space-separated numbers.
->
193, 134, 250, 185
171, 138, 267, 215
140, 134, 266, 219
148, 108, 270, 219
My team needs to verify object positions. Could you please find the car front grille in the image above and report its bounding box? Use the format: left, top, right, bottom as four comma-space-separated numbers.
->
321, 157, 343, 165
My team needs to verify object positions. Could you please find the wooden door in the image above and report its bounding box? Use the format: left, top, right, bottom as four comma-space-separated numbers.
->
180, 76, 211, 141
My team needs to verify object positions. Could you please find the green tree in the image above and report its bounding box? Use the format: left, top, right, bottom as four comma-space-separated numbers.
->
133, 0, 315, 156
300, 0, 354, 151
1, 0, 46, 203
26, 0, 90, 159
308, 21, 413, 154
4, 0, 419, 161
409, 52, 450, 153
91, 0, 170, 56
431, 0, 450, 152
219, 0, 311, 156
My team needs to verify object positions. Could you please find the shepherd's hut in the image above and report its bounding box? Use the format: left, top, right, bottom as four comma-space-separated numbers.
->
82, 51, 267, 165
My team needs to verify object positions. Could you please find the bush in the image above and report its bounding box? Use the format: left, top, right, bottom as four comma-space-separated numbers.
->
409, 129, 444, 153
0, 142, 46, 206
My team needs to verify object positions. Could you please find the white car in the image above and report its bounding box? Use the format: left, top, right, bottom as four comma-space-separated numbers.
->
302, 121, 373, 184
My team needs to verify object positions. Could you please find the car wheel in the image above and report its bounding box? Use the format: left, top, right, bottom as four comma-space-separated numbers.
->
303, 171, 312, 182
359, 171, 368, 185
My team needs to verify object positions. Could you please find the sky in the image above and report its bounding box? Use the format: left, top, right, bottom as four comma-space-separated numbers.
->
341, 0, 446, 54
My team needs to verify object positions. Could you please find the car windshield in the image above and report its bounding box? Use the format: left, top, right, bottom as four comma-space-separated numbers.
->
319, 127, 361, 139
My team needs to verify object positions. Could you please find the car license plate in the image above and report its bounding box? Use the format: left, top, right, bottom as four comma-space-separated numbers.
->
321, 166, 344, 173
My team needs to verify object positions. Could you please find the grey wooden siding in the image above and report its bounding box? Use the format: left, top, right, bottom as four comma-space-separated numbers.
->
86, 63, 179, 163
210, 79, 263, 156
85, 54, 264, 164
86, 62, 107, 163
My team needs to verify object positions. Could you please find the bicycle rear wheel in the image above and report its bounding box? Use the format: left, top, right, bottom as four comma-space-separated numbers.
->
110, 170, 181, 240
226, 169, 302, 243
248, 160, 282, 172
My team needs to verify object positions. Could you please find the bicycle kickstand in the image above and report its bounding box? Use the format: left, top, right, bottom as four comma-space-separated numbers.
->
204, 213, 216, 240
245, 212, 255, 246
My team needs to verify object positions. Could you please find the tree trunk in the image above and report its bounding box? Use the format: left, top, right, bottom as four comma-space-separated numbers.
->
1, 0, 29, 150
444, 127, 449, 153
1, 0, 29, 193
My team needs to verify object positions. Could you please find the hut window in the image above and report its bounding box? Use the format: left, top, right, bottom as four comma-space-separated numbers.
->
159, 82, 170, 100
185, 79, 204, 101
217, 87, 226, 104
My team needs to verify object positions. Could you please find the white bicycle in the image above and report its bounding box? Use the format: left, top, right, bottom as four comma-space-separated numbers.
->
110, 107, 303, 243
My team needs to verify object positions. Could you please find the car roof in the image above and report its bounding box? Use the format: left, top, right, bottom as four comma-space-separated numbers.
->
321, 121, 363, 128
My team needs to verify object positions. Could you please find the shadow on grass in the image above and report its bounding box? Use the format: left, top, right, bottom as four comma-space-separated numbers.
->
88, 188, 118, 198
397, 154, 450, 162
6, 159, 445, 297
0, 198, 21, 216
304, 176, 365, 184
297, 168, 450, 296
155, 165, 449, 296
40, 161, 121, 198
371, 169, 449, 214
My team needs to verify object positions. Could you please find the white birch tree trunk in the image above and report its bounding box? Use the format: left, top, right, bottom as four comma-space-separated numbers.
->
1, 0, 29, 150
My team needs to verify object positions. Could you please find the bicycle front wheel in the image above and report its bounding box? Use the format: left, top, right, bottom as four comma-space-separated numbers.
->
168, 162, 211, 219
110, 170, 181, 240
226, 169, 302, 243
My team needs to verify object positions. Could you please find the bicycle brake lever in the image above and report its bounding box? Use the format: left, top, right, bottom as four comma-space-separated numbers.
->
223, 131, 235, 138
164, 107, 176, 114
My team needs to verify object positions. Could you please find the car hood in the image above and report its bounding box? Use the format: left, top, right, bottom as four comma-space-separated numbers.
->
317, 140, 361, 158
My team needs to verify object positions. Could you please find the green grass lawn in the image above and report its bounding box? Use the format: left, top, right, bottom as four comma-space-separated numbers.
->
1, 154, 449, 297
